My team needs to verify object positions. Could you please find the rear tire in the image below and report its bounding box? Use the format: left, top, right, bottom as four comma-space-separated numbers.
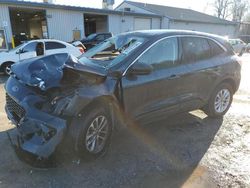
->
203, 83, 233, 117
71, 105, 112, 160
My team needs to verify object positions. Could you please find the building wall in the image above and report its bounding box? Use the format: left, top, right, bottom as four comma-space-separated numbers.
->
116, 2, 155, 15
121, 15, 134, 33
46, 8, 84, 42
169, 21, 237, 37
116, 2, 238, 37
108, 14, 134, 35
108, 14, 121, 35
161, 17, 170, 29
108, 14, 161, 35
151, 17, 161, 29
0, 4, 12, 44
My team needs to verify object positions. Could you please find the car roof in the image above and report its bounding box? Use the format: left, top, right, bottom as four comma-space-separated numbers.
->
27, 39, 69, 44
95, 32, 112, 35
118, 30, 227, 43
229, 38, 242, 41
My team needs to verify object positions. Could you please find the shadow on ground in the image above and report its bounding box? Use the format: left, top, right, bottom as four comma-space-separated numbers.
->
0, 112, 223, 188
0, 75, 8, 84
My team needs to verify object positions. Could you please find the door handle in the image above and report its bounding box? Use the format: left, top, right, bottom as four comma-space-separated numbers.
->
167, 74, 180, 80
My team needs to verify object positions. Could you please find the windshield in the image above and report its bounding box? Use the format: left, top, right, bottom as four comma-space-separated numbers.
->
8, 42, 27, 52
78, 35, 145, 68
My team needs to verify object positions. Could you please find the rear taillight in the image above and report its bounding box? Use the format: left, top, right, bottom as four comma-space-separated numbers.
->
79, 48, 85, 53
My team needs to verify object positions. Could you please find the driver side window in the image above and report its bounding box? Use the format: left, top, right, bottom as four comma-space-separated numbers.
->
22, 42, 38, 53
138, 37, 178, 70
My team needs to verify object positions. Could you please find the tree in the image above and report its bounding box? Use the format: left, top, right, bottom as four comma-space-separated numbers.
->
214, 0, 232, 19
231, 0, 248, 22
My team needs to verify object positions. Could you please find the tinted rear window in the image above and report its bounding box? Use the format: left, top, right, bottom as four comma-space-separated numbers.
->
45, 42, 66, 50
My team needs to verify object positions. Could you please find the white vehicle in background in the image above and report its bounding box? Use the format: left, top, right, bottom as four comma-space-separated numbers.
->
228, 38, 246, 55
0, 39, 83, 75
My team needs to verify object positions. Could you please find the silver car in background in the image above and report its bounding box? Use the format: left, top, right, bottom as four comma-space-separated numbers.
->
228, 38, 246, 55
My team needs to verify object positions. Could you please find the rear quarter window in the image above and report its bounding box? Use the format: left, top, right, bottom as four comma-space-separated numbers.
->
208, 40, 226, 57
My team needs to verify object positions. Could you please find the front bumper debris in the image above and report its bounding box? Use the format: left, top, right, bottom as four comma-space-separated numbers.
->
5, 77, 67, 158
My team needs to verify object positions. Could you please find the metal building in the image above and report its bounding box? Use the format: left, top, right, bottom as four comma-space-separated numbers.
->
0, 0, 161, 48
116, 1, 238, 37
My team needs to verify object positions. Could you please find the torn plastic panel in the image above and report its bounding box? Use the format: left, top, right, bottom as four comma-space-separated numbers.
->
5, 94, 66, 158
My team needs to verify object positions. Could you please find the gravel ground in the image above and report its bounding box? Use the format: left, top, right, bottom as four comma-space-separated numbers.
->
0, 54, 249, 188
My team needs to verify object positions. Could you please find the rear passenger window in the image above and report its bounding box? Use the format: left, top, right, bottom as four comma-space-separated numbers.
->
181, 37, 210, 63
45, 42, 66, 50
208, 40, 225, 57
138, 37, 178, 70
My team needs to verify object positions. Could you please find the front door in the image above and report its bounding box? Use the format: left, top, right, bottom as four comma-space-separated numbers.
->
122, 37, 187, 120
19, 41, 38, 60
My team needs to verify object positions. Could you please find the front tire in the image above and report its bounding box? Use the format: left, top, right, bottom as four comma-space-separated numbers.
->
71, 106, 112, 160
3, 62, 13, 75
203, 83, 233, 117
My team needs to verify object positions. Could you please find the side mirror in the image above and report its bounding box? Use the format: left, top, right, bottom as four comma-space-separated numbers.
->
16, 49, 23, 54
128, 62, 153, 76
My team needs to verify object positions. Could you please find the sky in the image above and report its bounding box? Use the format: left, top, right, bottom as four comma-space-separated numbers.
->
29, 0, 215, 15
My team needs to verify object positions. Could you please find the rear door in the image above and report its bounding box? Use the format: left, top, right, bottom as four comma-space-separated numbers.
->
122, 37, 188, 120
179, 36, 226, 111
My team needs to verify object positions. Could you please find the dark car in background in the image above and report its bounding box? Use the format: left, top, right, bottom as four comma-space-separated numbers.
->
239, 35, 250, 52
5, 30, 241, 161
81, 32, 112, 50
239, 35, 250, 44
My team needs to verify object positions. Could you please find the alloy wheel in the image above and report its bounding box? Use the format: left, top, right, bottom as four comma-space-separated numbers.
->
85, 115, 109, 154
214, 89, 231, 113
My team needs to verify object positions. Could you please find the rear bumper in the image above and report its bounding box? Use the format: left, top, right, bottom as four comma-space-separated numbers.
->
5, 77, 67, 158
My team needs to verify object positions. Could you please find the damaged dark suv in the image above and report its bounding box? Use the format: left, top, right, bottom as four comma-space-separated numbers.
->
5, 30, 241, 160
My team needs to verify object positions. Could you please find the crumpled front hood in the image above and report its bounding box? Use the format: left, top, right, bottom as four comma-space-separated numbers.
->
11, 53, 107, 91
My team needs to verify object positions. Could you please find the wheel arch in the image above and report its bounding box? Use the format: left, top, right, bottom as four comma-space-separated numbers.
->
68, 95, 124, 147
78, 95, 123, 117
75, 95, 125, 129
0, 61, 15, 72
217, 78, 237, 94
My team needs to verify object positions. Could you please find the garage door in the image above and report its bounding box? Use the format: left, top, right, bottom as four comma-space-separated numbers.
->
134, 18, 151, 31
